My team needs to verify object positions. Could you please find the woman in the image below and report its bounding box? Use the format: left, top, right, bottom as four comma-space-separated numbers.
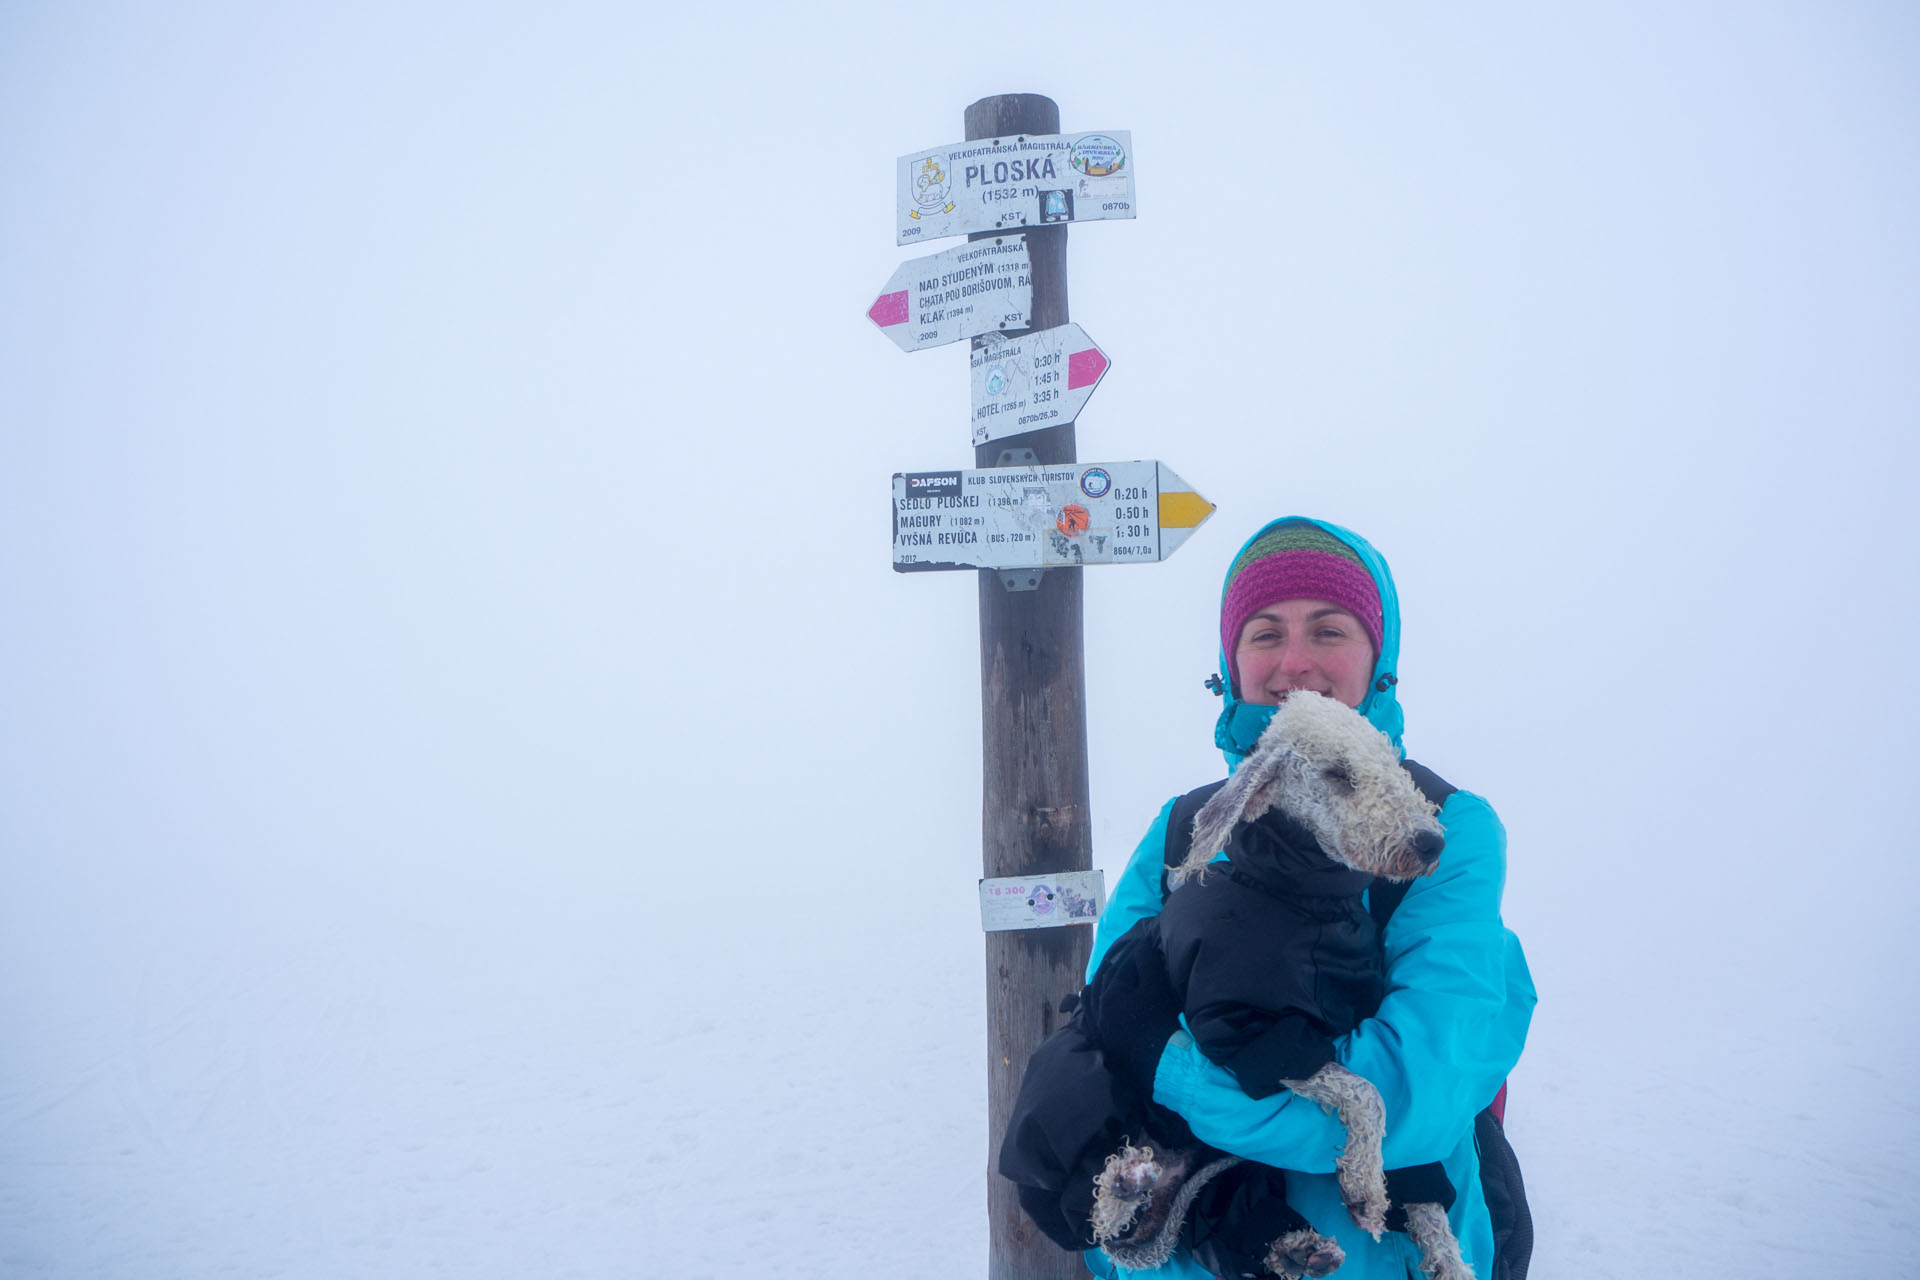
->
1085, 516, 1536, 1279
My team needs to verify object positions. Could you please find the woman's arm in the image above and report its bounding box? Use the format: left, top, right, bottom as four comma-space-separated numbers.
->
1150, 790, 1536, 1171
1086, 797, 1176, 981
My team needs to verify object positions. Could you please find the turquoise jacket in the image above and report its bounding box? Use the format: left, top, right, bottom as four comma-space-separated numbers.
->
1084, 517, 1536, 1280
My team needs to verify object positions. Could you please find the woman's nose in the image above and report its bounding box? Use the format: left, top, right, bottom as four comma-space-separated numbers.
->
1278, 637, 1315, 674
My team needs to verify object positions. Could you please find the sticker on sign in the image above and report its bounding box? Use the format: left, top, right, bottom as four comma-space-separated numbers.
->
897, 132, 1136, 244
979, 870, 1106, 932
867, 235, 1033, 353
891, 460, 1214, 572
970, 324, 1109, 445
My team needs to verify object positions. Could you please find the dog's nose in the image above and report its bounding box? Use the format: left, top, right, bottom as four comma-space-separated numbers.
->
1412, 830, 1445, 867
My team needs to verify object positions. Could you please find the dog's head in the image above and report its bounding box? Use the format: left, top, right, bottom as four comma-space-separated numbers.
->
1177, 692, 1444, 886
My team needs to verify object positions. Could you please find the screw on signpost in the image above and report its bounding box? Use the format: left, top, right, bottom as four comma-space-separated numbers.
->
872, 94, 1209, 1280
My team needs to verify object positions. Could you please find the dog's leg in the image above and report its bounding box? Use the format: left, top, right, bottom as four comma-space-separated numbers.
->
1092, 1146, 1238, 1272
1280, 1063, 1388, 1239
1265, 1226, 1346, 1279
1402, 1201, 1475, 1280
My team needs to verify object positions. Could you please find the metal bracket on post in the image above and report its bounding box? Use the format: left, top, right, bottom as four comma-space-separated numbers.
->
999, 568, 1045, 592
993, 448, 1046, 591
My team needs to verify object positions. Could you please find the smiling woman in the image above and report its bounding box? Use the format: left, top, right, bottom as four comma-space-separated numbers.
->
999, 516, 1537, 1280
1232, 601, 1376, 710
1220, 521, 1387, 711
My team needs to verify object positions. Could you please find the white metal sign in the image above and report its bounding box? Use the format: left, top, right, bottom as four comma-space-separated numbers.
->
979, 870, 1106, 932
970, 324, 1110, 445
891, 461, 1214, 572
898, 132, 1136, 244
867, 235, 1033, 352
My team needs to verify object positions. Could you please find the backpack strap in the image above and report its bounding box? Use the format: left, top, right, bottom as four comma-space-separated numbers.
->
1159, 779, 1227, 896
1476, 1106, 1533, 1280
1366, 759, 1457, 933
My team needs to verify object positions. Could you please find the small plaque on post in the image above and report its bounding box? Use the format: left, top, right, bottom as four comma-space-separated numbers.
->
979, 870, 1106, 931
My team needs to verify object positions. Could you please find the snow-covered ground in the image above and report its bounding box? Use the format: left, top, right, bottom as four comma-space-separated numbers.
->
5, 4, 1918, 1277
5, 788, 1918, 1278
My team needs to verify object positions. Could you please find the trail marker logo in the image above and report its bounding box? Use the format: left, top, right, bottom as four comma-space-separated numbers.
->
907, 155, 954, 220
1069, 135, 1127, 178
1079, 467, 1112, 499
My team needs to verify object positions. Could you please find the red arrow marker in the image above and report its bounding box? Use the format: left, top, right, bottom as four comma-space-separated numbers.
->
1067, 346, 1109, 390
971, 324, 1110, 446
868, 290, 910, 328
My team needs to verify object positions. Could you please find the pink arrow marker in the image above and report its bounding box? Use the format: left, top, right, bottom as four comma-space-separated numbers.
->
868, 290, 910, 328
1067, 346, 1109, 390
971, 324, 1112, 446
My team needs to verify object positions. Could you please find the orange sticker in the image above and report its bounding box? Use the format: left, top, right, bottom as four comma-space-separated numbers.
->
1056, 504, 1091, 537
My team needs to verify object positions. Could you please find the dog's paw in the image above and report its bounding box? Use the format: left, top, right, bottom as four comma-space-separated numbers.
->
1331, 1151, 1387, 1241
1339, 1185, 1387, 1242
1265, 1226, 1345, 1278
1090, 1143, 1194, 1246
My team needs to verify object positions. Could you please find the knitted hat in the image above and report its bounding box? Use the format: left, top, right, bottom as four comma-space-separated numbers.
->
1221, 522, 1383, 693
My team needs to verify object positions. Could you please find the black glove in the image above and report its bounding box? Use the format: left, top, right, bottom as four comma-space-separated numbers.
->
1186, 1163, 1311, 1280
1077, 918, 1183, 1095
1383, 1161, 1456, 1233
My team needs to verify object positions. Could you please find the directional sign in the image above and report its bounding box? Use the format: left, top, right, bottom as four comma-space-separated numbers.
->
892, 461, 1214, 572
970, 325, 1109, 445
867, 235, 1032, 352
897, 132, 1136, 244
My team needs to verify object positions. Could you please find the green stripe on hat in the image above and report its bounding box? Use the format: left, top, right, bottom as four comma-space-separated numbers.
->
1227, 522, 1366, 583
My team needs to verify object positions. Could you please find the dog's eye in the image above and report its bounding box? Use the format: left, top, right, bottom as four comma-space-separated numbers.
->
1322, 765, 1355, 792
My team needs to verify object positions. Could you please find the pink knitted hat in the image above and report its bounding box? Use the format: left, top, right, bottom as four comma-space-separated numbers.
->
1221, 523, 1383, 694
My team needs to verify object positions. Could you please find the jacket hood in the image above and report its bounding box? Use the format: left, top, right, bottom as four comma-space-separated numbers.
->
1213, 516, 1405, 769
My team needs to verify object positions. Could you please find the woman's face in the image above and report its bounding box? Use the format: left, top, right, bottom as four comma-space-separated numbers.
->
1233, 598, 1376, 709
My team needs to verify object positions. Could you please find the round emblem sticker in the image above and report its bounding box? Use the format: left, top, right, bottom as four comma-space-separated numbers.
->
1079, 467, 1112, 499
985, 365, 1007, 396
1069, 135, 1127, 178
1056, 504, 1091, 537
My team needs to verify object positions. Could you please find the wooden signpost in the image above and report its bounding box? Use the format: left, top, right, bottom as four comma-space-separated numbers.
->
872, 93, 1213, 1280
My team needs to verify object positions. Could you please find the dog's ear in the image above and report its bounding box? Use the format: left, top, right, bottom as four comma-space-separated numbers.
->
1181, 764, 1263, 886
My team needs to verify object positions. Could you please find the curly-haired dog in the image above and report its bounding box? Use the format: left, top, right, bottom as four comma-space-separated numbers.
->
1091, 691, 1473, 1280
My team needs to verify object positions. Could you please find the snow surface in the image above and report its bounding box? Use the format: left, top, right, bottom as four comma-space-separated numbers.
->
4, 4, 1919, 1277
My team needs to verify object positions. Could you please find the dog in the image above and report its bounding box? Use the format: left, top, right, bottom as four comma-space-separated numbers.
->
1091, 692, 1473, 1280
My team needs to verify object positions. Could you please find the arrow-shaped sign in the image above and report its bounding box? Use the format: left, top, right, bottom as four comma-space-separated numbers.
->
892, 460, 1214, 572
971, 325, 1110, 445
867, 235, 1033, 352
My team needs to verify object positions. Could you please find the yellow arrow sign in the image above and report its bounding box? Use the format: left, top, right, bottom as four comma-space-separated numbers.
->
1158, 488, 1215, 529
891, 460, 1215, 573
